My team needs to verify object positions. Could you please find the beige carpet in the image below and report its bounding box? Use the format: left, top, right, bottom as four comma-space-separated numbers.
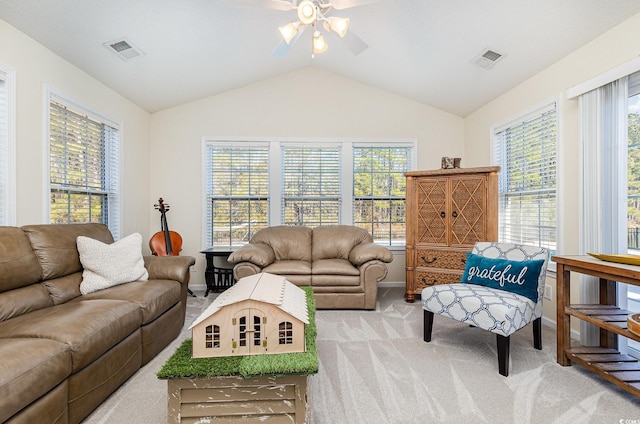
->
83, 287, 640, 424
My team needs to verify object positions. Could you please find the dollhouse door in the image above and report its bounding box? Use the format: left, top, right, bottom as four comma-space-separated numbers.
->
234, 309, 266, 355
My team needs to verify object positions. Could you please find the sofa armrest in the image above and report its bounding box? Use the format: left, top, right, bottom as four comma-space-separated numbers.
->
144, 255, 195, 284
228, 244, 275, 267
348, 243, 394, 266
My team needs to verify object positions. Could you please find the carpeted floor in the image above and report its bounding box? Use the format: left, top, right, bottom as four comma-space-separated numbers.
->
83, 287, 640, 424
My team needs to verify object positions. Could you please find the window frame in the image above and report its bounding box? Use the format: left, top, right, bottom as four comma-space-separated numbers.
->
491, 99, 559, 269
202, 137, 415, 248
0, 65, 16, 226
44, 87, 122, 238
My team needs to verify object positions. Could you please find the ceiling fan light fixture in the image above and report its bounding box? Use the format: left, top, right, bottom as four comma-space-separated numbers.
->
328, 16, 350, 37
279, 21, 300, 44
312, 30, 328, 54
297, 0, 317, 24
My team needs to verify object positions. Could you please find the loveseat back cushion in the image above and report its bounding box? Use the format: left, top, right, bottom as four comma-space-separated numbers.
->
0, 226, 42, 292
22, 223, 114, 281
251, 226, 312, 262
312, 225, 372, 261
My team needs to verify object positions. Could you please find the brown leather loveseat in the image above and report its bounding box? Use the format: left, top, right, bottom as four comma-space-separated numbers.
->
0, 223, 195, 424
228, 225, 393, 310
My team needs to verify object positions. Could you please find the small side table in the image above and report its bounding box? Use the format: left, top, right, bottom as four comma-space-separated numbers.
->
200, 248, 236, 297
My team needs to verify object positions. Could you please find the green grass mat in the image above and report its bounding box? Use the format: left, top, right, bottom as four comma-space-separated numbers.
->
157, 286, 318, 379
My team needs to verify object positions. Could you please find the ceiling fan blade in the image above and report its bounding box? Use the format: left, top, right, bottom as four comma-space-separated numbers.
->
272, 24, 307, 57
215, 0, 294, 11
339, 30, 368, 55
328, 0, 379, 10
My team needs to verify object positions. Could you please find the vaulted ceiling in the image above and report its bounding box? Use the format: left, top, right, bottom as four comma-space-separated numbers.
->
1, 0, 639, 116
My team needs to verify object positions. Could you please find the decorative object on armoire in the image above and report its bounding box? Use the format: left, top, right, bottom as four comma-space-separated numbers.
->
422, 241, 550, 376
404, 166, 499, 302
440, 157, 462, 169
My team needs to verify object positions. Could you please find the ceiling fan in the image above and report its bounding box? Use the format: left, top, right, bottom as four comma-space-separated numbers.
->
216, 0, 375, 57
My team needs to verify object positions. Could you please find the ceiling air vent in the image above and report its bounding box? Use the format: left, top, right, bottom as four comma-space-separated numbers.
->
473, 49, 504, 70
104, 38, 144, 62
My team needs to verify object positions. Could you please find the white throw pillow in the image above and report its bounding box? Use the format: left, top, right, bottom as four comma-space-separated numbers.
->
78, 232, 149, 295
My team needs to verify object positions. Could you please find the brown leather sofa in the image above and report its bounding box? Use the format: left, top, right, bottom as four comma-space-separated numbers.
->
228, 225, 393, 310
0, 223, 195, 424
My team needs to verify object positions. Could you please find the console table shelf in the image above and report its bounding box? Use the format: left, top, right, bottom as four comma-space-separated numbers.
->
554, 254, 640, 399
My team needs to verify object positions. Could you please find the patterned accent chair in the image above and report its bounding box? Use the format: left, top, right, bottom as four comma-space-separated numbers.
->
421, 242, 550, 376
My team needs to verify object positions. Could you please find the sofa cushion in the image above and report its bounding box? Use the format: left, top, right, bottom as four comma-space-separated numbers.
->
312, 225, 372, 261
22, 223, 114, 281
77, 232, 148, 295
0, 338, 71, 423
263, 260, 312, 275
77, 280, 181, 324
312, 258, 360, 276
0, 299, 142, 372
0, 227, 42, 292
251, 226, 312, 262
0, 284, 53, 323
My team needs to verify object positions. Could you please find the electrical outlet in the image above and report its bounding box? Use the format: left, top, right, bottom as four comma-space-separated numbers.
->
544, 284, 553, 300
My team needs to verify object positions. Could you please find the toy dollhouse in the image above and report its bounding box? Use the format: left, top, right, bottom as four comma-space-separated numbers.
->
189, 272, 309, 358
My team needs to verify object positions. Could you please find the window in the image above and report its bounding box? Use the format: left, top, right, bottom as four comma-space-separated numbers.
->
279, 321, 293, 344
0, 66, 15, 225
205, 143, 269, 246
203, 139, 414, 247
493, 102, 557, 256
205, 324, 220, 349
627, 71, 640, 357
353, 147, 408, 245
48, 91, 120, 237
281, 145, 341, 226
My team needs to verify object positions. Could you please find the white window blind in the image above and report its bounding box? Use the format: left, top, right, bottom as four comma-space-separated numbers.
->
0, 75, 7, 225
0, 67, 15, 226
281, 146, 341, 226
353, 146, 409, 245
205, 143, 270, 246
493, 103, 557, 254
49, 97, 120, 237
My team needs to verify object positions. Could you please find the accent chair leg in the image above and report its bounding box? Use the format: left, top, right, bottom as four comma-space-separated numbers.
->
497, 334, 510, 377
423, 310, 434, 342
533, 317, 542, 350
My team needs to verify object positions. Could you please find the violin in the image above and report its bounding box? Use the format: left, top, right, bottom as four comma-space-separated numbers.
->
149, 198, 183, 257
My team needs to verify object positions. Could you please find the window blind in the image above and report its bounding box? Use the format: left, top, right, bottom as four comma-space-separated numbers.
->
281, 146, 341, 226
0, 76, 7, 225
49, 99, 120, 237
353, 146, 409, 245
205, 143, 269, 246
493, 103, 557, 253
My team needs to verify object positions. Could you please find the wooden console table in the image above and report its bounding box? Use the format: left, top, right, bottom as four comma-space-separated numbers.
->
554, 255, 640, 398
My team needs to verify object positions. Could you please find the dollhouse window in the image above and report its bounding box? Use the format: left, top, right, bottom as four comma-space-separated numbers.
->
279, 321, 293, 344
239, 316, 247, 347
253, 315, 262, 346
205, 324, 220, 348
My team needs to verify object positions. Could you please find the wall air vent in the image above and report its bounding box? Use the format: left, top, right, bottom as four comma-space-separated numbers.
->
104, 38, 144, 62
473, 48, 504, 70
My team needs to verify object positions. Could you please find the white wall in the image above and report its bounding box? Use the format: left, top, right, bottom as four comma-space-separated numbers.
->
464, 13, 640, 324
0, 19, 151, 236
150, 67, 465, 287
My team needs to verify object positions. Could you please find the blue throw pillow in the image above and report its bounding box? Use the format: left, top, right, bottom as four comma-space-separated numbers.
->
461, 252, 545, 302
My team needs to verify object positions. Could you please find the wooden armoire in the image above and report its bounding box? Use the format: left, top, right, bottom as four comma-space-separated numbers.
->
404, 166, 499, 302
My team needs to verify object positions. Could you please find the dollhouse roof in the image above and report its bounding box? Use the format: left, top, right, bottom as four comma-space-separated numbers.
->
189, 272, 309, 329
